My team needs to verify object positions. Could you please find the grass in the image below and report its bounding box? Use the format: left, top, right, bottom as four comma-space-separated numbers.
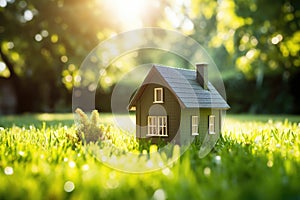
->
0, 113, 300, 199
0, 112, 122, 128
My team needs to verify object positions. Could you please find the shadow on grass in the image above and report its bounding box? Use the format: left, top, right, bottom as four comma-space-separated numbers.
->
0, 113, 75, 128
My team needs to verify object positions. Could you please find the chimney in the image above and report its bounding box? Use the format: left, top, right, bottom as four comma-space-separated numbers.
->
196, 63, 208, 90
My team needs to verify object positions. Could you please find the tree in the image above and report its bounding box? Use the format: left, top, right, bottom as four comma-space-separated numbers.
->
0, 0, 164, 112
231, 0, 300, 113
1, 0, 299, 113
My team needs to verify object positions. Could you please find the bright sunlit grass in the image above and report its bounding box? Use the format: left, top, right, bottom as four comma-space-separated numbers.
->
0, 113, 299, 199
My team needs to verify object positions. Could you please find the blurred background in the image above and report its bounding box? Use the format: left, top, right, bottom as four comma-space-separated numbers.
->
0, 0, 299, 115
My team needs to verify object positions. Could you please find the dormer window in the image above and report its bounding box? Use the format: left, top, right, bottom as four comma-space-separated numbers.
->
154, 88, 163, 103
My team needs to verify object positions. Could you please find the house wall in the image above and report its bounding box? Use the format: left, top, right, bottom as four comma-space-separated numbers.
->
179, 108, 199, 145
180, 108, 221, 146
135, 83, 181, 144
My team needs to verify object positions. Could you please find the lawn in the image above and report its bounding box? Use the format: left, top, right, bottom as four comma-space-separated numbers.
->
0, 113, 300, 200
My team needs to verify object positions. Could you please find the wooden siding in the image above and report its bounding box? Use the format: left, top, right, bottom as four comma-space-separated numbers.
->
180, 108, 221, 145
135, 83, 181, 144
179, 108, 199, 145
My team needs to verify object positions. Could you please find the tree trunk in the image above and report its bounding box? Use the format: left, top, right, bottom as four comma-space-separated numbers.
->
0, 46, 21, 113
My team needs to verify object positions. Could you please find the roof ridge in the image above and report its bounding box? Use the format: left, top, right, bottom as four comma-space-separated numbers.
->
153, 64, 195, 72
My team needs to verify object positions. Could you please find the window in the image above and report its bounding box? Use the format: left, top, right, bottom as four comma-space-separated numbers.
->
209, 115, 215, 134
158, 116, 167, 136
148, 116, 157, 135
154, 88, 163, 103
191, 116, 199, 136
147, 116, 168, 136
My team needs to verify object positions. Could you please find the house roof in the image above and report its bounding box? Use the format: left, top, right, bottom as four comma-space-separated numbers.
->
128, 65, 230, 110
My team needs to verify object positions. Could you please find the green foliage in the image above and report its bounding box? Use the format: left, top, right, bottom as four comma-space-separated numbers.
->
0, 114, 300, 199
137, 137, 169, 152
0, 0, 299, 113
0, 0, 166, 112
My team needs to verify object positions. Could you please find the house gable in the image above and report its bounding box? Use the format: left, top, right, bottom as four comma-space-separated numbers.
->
128, 66, 185, 110
129, 65, 230, 110
134, 82, 181, 143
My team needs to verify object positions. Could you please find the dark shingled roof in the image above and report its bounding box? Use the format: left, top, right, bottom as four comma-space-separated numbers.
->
129, 65, 230, 109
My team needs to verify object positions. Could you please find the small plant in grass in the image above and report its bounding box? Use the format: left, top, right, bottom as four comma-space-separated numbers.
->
75, 108, 110, 143
75, 108, 140, 152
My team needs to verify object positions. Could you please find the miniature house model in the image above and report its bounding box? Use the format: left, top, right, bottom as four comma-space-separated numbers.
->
128, 63, 230, 145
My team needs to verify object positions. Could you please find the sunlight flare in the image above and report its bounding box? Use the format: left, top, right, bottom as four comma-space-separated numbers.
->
102, 0, 147, 29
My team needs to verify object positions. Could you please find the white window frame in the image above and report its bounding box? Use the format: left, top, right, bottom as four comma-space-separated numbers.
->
158, 116, 167, 136
147, 116, 168, 137
209, 115, 215, 134
154, 88, 163, 103
148, 116, 157, 136
191, 116, 199, 136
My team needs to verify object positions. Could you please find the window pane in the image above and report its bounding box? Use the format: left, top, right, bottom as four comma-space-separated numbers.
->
209, 115, 215, 134
158, 117, 162, 135
192, 116, 198, 135
158, 116, 167, 136
154, 88, 163, 103
148, 116, 157, 135
157, 90, 161, 101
